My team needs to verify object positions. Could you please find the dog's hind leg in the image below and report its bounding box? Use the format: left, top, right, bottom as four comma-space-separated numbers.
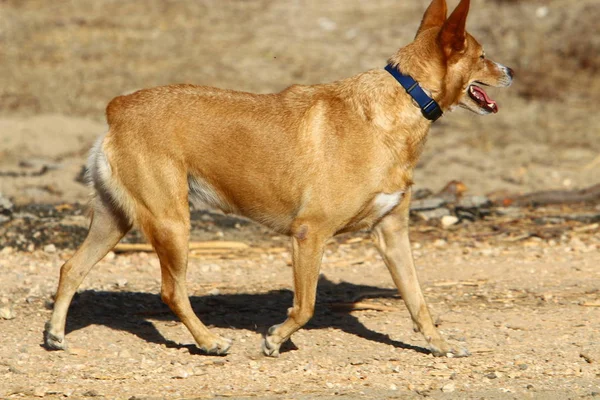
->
134, 170, 232, 355
372, 190, 469, 358
44, 196, 131, 350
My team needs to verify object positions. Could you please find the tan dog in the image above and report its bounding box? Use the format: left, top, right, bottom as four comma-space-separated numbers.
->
45, 0, 513, 357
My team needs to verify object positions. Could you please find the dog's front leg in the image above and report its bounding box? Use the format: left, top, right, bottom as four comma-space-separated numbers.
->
372, 191, 469, 357
263, 225, 327, 357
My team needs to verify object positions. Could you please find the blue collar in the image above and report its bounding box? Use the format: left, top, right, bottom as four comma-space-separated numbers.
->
384, 64, 443, 122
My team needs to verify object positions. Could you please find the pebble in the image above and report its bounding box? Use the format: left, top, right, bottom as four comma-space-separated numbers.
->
0, 305, 15, 320
536, 6, 549, 18
173, 368, 191, 379
411, 197, 446, 211
44, 244, 56, 253
1, 246, 14, 255
486, 372, 498, 379
458, 195, 491, 209
0, 193, 14, 213
116, 278, 128, 288
416, 207, 451, 221
441, 383, 456, 393
389, 384, 398, 391
434, 239, 447, 247
317, 17, 337, 32
441, 215, 459, 228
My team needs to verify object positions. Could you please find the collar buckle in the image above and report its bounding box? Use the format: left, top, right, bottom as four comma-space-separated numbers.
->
384, 64, 443, 122
422, 99, 443, 121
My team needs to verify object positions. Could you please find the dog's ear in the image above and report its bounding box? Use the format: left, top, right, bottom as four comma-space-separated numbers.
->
416, 0, 447, 37
439, 0, 470, 54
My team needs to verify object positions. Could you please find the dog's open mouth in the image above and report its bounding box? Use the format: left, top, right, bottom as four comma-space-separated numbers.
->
468, 84, 498, 114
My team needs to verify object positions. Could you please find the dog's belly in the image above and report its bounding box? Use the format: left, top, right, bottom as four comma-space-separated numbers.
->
189, 171, 404, 235
337, 190, 404, 234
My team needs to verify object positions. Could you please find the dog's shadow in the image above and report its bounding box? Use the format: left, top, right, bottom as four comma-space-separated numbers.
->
63, 276, 430, 356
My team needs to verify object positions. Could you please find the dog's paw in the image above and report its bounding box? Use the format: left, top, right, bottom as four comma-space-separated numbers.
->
262, 324, 284, 357
199, 336, 233, 356
262, 335, 281, 357
429, 340, 470, 358
43, 322, 67, 351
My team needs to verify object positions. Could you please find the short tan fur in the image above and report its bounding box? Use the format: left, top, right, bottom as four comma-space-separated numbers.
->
45, 0, 513, 357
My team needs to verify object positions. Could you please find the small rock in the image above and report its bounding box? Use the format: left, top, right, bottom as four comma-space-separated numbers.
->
458, 195, 491, 209
434, 239, 447, 247
0, 215, 10, 225
441, 383, 455, 393
411, 197, 446, 211
415, 207, 451, 221
9, 365, 25, 374
0, 193, 14, 214
495, 207, 523, 217
33, 387, 47, 398
317, 17, 337, 32
249, 360, 260, 370
1, 246, 14, 255
173, 368, 191, 379
44, 244, 57, 253
536, 6, 549, 18
116, 278, 128, 288
325, 382, 334, 389
0, 305, 15, 320
441, 215, 459, 228
208, 288, 220, 296
82, 390, 101, 397
580, 352, 594, 364
486, 372, 498, 379
389, 384, 398, 391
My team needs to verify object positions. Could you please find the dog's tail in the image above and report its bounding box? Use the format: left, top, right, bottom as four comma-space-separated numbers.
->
85, 133, 136, 225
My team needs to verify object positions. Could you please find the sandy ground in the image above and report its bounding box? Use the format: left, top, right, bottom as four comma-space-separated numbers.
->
1, 224, 599, 399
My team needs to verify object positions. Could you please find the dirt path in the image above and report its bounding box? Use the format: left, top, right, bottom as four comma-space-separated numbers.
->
1, 221, 599, 399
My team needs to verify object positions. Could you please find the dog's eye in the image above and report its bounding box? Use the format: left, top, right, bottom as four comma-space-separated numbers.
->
480, 54, 485, 60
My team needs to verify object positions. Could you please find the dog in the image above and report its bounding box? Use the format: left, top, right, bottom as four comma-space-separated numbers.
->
44, 0, 513, 357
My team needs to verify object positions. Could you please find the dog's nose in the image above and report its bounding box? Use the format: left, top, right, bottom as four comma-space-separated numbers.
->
506, 67, 515, 79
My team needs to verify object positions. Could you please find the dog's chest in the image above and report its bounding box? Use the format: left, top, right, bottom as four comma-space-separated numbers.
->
372, 191, 404, 218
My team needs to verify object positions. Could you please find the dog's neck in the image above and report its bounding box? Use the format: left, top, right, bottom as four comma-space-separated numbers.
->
333, 70, 432, 173
387, 45, 447, 109
384, 64, 443, 122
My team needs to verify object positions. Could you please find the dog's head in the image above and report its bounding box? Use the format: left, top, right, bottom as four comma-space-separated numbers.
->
403, 0, 514, 115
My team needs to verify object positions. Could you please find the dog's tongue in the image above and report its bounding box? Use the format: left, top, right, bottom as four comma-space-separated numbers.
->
471, 85, 498, 113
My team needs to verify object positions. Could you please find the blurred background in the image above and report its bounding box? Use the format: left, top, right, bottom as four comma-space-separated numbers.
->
1, 0, 599, 204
